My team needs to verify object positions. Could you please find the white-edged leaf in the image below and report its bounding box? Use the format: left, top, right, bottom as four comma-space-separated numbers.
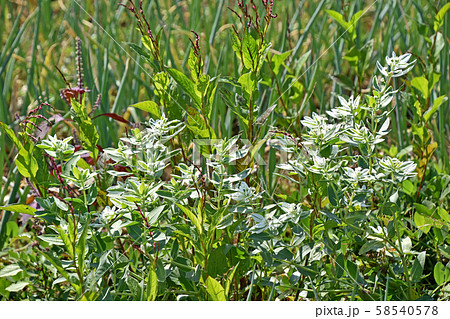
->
6, 281, 29, 292
0, 264, 23, 277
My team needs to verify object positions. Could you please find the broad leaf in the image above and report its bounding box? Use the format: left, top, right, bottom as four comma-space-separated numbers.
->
56, 225, 74, 259
176, 204, 202, 235
434, 2, 450, 31
225, 262, 239, 298
0, 204, 36, 215
325, 10, 350, 30
359, 240, 384, 255
0, 121, 21, 149
434, 262, 450, 285
411, 76, 429, 99
76, 220, 90, 275
5, 281, 28, 292
410, 251, 426, 283
238, 72, 257, 99
206, 277, 226, 301
146, 268, 158, 301
270, 50, 291, 76
414, 212, 431, 233
0, 264, 23, 277
242, 33, 258, 70
15, 143, 38, 178
145, 205, 165, 226
131, 101, 162, 119
167, 68, 201, 107
207, 245, 230, 277
423, 95, 448, 122
38, 251, 79, 293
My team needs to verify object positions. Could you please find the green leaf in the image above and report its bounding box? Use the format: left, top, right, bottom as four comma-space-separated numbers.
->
326, 10, 350, 30
38, 251, 77, 292
414, 203, 431, 215
5, 281, 28, 292
56, 225, 74, 259
0, 121, 21, 149
33, 146, 50, 187
188, 48, 203, 84
70, 100, 99, 158
176, 204, 202, 235
242, 33, 258, 70
430, 32, 445, 60
206, 277, 226, 301
126, 275, 142, 300
335, 254, 345, 278
146, 268, 158, 301
54, 197, 68, 211
6, 221, 18, 238
15, 143, 38, 178
153, 72, 172, 106
86, 184, 97, 206
434, 2, 450, 32
438, 208, 450, 223
76, 220, 89, 276
411, 124, 425, 142
414, 212, 431, 233
0, 264, 23, 277
411, 76, 429, 99
249, 135, 269, 163
205, 76, 219, 119
71, 100, 89, 121
439, 245, 450, 259
142, 35, 155, 54
326, 9, 364, 40
343, 46, 360, 67
411, 251, 426, 283
156, 259, 166, 283
167, 68, 201, 107
231, 32, 241, 55
346, 260, 359, 281
145, 205, 165, 226
238, 72, 257, 99
95, 251, 112, 279
327, 183, 339, 207
434, 262, 450, 285
423, 95, 448, 122
349, 10, 364, 31
225, 262, 239, 298
127, 42, 151, 60
37, 235, 64, 246
257, 41, 272, 72
207, 245, 230, 277
0, 204, 36, 215
401, 180, 416, 196
131, 101, 162, 119
413, 203, 445, 230
430, 72, 441, 89
186, 107, 215, 140
79, 120, 99, 159
359, 240, 384, 255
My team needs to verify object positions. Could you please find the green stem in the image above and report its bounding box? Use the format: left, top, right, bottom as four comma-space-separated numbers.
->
394, 209, 413, 300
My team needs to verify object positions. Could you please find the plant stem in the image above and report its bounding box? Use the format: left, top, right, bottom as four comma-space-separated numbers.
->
394, 209, 413, 300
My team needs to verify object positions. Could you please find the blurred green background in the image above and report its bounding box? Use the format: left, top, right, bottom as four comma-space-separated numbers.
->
1, 0, 448, 196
